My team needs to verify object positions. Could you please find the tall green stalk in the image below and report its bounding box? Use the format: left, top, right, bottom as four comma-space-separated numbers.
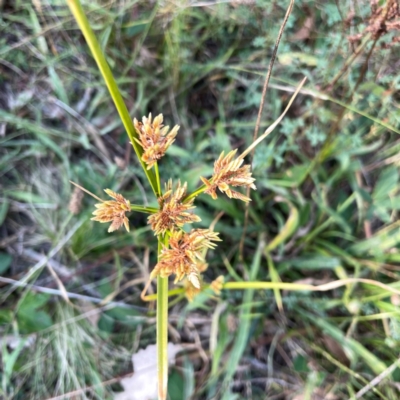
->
66, 0, 160, 198
157, 238, 169, 400
66, 2, 169, 398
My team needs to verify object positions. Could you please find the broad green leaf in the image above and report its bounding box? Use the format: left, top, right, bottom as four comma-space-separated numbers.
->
0, 252, 12, 274
18, 293, 51, 313
0, 310, 12, 325
373, 167, 398, 199
17, 310, 52, 333
167, 370, 185, 400
0, 200, 9, 226
98, 314, 114, 334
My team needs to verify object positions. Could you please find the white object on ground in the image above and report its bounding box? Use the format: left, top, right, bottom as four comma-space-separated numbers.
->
114, 343, 181, 400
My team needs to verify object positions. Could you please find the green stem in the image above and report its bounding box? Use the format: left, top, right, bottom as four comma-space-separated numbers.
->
66, 0, 160, 197
144, 287, 183, 301
223, 281, 313, 291
184, 184, 206, 203
130, 205, 158, 214
223, 278, 400, 296
157, 236, 169, 400
154, 161, 162, 196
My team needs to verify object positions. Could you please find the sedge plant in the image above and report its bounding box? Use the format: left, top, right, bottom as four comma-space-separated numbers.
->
66, 1, 400, 398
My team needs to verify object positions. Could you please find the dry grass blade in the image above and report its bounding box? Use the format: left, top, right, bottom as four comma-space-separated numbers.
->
355, 356, 400, 399
239, 77, 307, 160
44, 372, 135, 400
251, 0, 295, 149
0, 276, 137, 310
240, 0, 295, 258
46, 262, 72, 306
69, 181, 104, 202
100, 277, 145, 306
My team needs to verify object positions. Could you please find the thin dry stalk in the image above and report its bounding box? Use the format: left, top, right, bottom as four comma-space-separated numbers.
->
355, 356, 400, 399
239, 0, 295, 259
44, 372, 135, 400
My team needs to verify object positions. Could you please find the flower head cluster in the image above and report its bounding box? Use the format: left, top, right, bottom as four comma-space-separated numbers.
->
91, 189, 131, 232
133, 113, 179, 169
200, 149, 256, 202
150, 229, 221, 288
148, 180, 200, 235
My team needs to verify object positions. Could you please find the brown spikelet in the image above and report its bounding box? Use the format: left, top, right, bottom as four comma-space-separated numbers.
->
91, 189, 131, 233
133, 113, 179, 169
196, 261, 208, 273
200, 149, 256, 202
150, 229, 221, 285
184, 278, 202, 302
210, 275, 224, 295
148, 180, 201, 235
68, 187, 84, 215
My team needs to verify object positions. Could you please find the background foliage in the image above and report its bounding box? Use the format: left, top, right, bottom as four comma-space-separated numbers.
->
1, 0, 400, 399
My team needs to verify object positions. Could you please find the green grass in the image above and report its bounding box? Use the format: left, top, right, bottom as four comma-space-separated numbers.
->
2, 1, 400, 399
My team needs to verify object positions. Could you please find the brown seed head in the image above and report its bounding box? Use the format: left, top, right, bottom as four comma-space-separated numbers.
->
148, 180, 201, 235
200, 149, 256, 202
68, 187, 84, 215
133, 113, 179, 169
184, 278, 202, 302
150, 229, 221, 286
210, 275, 224, 295
91, 189, 131, 233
